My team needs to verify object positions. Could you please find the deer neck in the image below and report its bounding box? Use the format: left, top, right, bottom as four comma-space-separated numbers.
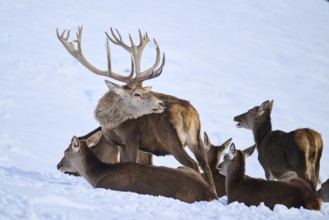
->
95, 91, 134, 130
76, 148, 112, 187
226, 151, 245, 194
252, 115, 272, 151
208, 153, 220, 176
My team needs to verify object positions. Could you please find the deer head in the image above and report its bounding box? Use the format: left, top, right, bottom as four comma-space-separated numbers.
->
203, 132, 232, 171
57, 136, 83, 174
56, 26, 166, 119
218, 143, 254, 176
234, 100, 273, 130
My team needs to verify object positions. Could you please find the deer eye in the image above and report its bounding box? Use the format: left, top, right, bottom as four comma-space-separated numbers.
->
134, 93, 142, 97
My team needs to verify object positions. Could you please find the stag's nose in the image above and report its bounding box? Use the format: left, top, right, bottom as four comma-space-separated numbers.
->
159, 101, 166, 110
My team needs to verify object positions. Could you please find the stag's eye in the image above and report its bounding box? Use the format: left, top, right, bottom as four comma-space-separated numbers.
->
134, 93, 142, 98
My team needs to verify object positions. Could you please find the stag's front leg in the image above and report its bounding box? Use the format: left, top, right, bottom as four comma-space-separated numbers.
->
119, 135, 140, 162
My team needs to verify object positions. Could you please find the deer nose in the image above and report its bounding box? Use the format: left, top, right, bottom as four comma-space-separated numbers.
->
57, 162, 62, 170
159, 102, 166, 110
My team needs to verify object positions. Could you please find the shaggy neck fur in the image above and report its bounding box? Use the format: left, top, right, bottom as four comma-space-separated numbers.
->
95, 91, 135, 130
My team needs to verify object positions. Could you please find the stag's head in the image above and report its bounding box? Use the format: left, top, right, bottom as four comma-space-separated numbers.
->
104, 80, 165, 118
57, 26, 166, 118
233, 100, 274, 130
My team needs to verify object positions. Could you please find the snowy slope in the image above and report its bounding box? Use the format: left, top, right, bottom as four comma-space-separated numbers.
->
1, 0, 329, 219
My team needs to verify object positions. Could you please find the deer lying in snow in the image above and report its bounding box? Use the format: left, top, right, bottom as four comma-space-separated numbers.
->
218, 143, 322, 210
233, 100, 323, 191
60, 127, 152, 176
57, 26, 216, 191
57, 136, 217, 203
203, 132, 255, 197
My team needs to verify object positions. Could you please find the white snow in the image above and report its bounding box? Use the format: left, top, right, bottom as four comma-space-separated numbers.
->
1, 0, 329, 219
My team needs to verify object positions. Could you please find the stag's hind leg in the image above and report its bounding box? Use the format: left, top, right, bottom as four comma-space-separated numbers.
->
188, 132, 216, 187
188, 140, 215, 190
170, 145, 201, 173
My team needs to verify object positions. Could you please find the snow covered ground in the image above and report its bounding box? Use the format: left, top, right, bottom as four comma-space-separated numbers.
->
1, 0, 329, 219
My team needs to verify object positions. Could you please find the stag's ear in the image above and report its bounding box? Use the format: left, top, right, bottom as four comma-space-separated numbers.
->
242, 144, 256, 158
86, 130, 102, 148
228, 143, 236, 159
203, 132, 211, 149
143, 86, 152, 93
71, 136, 80, 152
105, 80, 123, 94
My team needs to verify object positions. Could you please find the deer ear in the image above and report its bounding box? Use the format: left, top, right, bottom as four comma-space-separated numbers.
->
229, 143, 236, 159
71, 136, 80, 152
86, 130, 102, 147
203, 132, 211, 149
105, 80, 122, 94
143, 86, 152, 93
242, 144, 256, 158
222, 138, 232, 151
259, 100, 270, 114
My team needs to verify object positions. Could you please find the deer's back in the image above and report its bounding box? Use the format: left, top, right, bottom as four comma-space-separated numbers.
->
262, 128, 322, 156
136, 92, 201, 154
95, 162, 217, 203
260, 128, 322, 177
228, 178, 320, 210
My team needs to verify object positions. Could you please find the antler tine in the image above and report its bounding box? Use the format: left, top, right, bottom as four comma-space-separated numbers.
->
106, 38, 134, 83
134, 52, 165, 83
57, 26, 134, 84
106, 28, 152, 78
136, 38, 164, 79
106, 28, 130, 52
57, 25, 107, 76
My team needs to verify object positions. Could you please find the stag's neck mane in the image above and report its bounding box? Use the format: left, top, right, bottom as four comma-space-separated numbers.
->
95, 91, 135, 130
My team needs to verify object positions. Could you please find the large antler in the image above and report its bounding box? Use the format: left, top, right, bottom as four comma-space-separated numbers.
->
56, 25, 165, 86
106, 28, 165, 83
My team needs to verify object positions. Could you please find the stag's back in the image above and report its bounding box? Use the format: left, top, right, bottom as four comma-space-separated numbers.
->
135, 91, 201, 154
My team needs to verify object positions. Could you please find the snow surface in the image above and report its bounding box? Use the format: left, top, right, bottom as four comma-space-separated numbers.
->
1, 0, 329, 219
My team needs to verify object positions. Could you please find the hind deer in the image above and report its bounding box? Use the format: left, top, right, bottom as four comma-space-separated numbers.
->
317, 178, 329, 202
56, 26, 216, 192
203, 132, 255, 197
57, 136, 217, 203
233, 100, 323, 191
60, 127, 153, 176
218, 143, 322, 210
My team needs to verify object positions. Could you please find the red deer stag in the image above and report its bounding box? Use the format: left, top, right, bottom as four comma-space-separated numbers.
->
57, 136, 218, 203
60, 127, 153, 176
56, 26, 216, 190
203, 132, 255, 197
233, 100, 323, 191
218, 143, 322, 210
